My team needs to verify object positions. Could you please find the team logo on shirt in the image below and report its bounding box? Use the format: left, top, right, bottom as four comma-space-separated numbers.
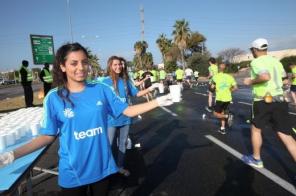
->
119, 97, 126, 103
63, 108, 75, 118
74, 127, 103, 140
96, 100, 103, 106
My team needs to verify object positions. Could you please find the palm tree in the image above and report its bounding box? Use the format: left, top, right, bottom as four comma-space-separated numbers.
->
142, 52, 153, 68
172, 19, 191, 70
86, 48, 101, 78
156, 34, 172, 63
187, 32, 206, 55
134, 41, 148, 69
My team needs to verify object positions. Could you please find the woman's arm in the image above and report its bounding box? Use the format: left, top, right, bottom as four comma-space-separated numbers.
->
14, 135, 56, 159
0, 135, 56, 167
136, 84, 157, 97
123, 94, 172, 117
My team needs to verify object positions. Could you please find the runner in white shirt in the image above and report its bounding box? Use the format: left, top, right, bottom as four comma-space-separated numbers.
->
185, 67, 193, 88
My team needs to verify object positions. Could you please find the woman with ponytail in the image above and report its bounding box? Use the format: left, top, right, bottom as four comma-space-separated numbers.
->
0, 43, 173, 196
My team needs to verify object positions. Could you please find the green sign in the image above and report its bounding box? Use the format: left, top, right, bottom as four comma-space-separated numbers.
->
30, 34, 54, 65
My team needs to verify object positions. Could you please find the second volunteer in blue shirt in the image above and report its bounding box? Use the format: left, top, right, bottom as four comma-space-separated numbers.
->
0, 43, 173, 196
102, 56, 157, 176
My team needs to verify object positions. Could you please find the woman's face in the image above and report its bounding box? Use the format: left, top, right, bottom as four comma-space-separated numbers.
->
111, 59, 123, 74
60, 50, 89, 83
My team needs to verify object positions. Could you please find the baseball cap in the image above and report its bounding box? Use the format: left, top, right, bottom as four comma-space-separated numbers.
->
250, 38, 268, 50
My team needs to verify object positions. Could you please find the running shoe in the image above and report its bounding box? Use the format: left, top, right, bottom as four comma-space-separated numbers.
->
205, 106, 213, 112
227, 113, 234, 127
218, 128, 226, 135
242, 155, 264, 168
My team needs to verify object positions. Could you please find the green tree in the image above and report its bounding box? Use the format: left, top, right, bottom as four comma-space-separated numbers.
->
165, 45, 180, 63
172, 19, 191, 70
134, 41, 148, 70
186, 52, 210, 76
187, 31, 206, 55
142, 52, 153, 69
164, 61, 178, 73
156, 34, 172, 63
280, 56, 296, 72
86, 48, 101, 78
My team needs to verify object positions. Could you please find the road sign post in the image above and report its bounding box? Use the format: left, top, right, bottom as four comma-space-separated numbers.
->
30, 35, 54, 65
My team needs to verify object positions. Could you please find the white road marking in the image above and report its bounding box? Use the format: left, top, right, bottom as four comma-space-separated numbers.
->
205, 135, 296, 195
238, 101, 252, 106
238, 102, 296, 115
194, 92, 207, 96
160, 106, 178, 117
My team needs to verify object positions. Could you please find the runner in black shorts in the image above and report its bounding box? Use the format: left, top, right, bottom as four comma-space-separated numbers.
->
242, 38, 296, 168
212, 63, 237, 134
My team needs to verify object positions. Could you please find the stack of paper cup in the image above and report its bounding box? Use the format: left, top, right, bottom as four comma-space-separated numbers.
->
169, 85, 182, 102
0, 106, 45, 150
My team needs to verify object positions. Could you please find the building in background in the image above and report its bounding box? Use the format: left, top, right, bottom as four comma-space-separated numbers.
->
233, 49, 296, 63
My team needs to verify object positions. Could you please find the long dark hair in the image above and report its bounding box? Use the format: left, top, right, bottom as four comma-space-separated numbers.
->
52, 42, 89, 107
119, 57, 131, 96
106, 56, 121, 95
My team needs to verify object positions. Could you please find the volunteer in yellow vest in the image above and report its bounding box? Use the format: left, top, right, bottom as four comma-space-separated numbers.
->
39, 63, 53, 97
159, 68, 167, 83
175, 66, 184, 85
242, 38, 296, 168
19, 60, 34, 107
206, 57, 218, 112
150, 68, 158, 83
211, 63, 237, 134
290, 64, 296, 105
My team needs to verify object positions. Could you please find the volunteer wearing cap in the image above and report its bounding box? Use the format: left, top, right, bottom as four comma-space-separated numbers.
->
242, 38, 296, 168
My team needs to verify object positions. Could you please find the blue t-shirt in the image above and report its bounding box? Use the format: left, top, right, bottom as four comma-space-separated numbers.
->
40, 82, 128, 188
102, 76, 139, 127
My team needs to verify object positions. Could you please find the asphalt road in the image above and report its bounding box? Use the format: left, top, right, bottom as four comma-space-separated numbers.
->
0, 83, 42, 100
8, 84, 296, 196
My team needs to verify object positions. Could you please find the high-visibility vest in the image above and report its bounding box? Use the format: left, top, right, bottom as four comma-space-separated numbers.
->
43, 69, 53, 83
159, 70, 166, 80
19, 66, 33, 82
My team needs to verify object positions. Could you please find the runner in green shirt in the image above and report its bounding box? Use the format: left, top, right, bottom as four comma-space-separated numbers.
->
206, 57, 218, 112
242, 38, 296, 168
175, 67, 184, 85
212, 63, 237, 134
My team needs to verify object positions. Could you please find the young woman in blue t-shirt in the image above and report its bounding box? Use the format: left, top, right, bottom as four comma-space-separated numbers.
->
103, 56, 157, 176
0, 43, 173, 196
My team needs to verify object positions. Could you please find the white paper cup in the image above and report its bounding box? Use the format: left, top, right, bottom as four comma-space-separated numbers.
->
158, 83, 164, 93
169, 85, 182, 102
30, 123, 40, 136
5, 132, 16, 146
0, 134, 6, 151
19, 124, 29, 137
13, 127, 22, 140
